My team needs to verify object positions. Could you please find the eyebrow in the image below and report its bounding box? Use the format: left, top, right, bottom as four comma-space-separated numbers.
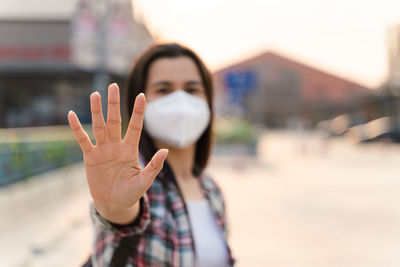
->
150, 80, 203, 87
186, 80, 203, 86
150, 81, 171, 87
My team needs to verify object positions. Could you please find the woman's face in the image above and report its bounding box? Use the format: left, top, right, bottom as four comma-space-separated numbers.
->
145, 56, 207, 103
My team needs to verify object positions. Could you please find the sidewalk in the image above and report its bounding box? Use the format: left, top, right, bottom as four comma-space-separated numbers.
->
0, 163, 92, 267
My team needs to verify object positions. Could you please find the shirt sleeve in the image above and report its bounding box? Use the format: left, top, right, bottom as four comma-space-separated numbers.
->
90, 193, 151, 237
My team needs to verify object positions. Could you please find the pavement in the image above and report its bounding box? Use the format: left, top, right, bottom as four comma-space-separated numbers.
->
1, 130, 400, 267
0, 162, 92, 267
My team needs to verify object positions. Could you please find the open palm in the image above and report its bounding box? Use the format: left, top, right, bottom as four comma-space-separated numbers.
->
68, 83, 167, 209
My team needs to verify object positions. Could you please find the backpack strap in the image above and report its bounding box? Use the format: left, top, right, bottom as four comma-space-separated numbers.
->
109, 195, 147, 267
110, 235, 140, 267
81, 255, 92, 267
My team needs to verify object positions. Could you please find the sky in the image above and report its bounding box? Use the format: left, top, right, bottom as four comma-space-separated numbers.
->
132, 0, 400, 88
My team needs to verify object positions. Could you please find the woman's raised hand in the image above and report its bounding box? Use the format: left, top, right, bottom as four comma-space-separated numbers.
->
68, 83, 168, 224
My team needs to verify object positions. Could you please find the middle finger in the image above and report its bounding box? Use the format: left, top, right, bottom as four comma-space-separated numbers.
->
106, 83, 122, 142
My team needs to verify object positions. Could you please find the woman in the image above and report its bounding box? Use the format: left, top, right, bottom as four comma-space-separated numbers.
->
68, 43, 234, 267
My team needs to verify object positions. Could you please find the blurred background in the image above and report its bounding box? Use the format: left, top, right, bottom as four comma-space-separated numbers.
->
1, 0, 400, 266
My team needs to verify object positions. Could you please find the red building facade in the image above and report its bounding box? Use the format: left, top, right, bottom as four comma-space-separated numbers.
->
213, 52, 371, 127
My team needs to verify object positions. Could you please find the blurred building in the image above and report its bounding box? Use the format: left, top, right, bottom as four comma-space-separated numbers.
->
0, 0, 153, 128
213, 52, 371, 128
359, 24, 400, 137
388, 25, 400, 87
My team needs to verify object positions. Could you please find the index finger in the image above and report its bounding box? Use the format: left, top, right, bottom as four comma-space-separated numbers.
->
123, 93, 146, 149
68, 111, 94, 153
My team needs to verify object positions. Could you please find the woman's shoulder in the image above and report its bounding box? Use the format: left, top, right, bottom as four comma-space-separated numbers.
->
200, 171, 227, 222
200, 171, 224, 198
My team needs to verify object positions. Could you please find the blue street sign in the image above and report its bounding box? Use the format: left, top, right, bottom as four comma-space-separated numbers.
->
225, 70, 257, 105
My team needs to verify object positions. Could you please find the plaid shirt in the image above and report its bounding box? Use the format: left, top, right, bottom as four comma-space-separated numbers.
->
89, 163, 234, 267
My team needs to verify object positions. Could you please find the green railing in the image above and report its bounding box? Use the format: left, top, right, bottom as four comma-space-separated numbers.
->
0, 125, 88, 187
214, 118, 260, 156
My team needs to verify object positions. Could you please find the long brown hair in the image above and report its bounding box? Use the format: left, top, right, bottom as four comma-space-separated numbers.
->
126, 43, 214, 177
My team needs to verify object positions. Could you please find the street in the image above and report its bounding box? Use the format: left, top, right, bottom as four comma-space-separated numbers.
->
1, 131, 400, 267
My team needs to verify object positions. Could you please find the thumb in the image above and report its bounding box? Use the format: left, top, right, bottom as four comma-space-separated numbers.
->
140, 149, 169, 190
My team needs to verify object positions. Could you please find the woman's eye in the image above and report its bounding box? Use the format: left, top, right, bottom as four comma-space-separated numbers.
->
186, 88, 199, 94
157, 88, 169, 94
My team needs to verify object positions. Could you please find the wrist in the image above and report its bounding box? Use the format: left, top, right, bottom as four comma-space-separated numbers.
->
94, 200, 140, 225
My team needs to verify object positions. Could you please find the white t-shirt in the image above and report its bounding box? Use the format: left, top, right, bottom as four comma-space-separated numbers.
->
186, 199, 229, 267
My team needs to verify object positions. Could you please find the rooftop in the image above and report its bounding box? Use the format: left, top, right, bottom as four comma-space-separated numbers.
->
0, 0, 78, 21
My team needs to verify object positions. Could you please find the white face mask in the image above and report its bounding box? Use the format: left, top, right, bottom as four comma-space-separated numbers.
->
144, 90, 211, 149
